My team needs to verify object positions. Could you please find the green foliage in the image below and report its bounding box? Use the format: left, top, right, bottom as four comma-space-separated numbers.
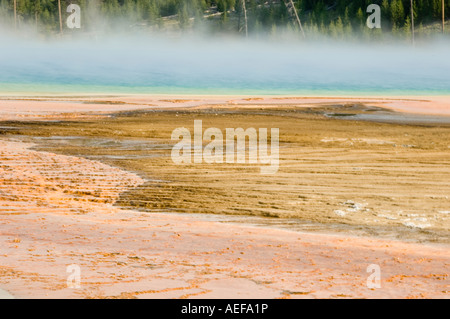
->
0, 0, 448, 39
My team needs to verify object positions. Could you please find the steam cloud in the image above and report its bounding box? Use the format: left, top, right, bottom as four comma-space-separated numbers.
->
0, 28, 449, 95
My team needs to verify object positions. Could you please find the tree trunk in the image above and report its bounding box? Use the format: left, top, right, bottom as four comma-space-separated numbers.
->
14, 0, 17, 30
411, 0, 415, 45
58, 0, 63, 34
242, 0, 248, 38
443, 0, 445, 34
283, 0, 305, 38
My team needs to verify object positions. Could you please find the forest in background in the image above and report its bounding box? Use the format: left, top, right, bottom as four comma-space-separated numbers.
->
0, 0, 448, 40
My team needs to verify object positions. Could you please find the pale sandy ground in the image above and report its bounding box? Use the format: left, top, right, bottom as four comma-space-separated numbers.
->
0, 95, 449, 299
0, 288, 14, 299
0, 95, 449, 120
0, 139, 449, 299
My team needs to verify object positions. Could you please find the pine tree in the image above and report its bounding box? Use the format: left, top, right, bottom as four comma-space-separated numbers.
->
391, 0, 405, 28
403, 15, 412, 39
355, 7, 364, 32
335, 16, 344, 39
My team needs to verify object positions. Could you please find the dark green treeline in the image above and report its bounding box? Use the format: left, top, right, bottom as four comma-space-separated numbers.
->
0, 0, 448, 39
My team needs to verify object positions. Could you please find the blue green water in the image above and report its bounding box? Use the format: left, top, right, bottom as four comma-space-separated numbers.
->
1, 36, 449, 96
